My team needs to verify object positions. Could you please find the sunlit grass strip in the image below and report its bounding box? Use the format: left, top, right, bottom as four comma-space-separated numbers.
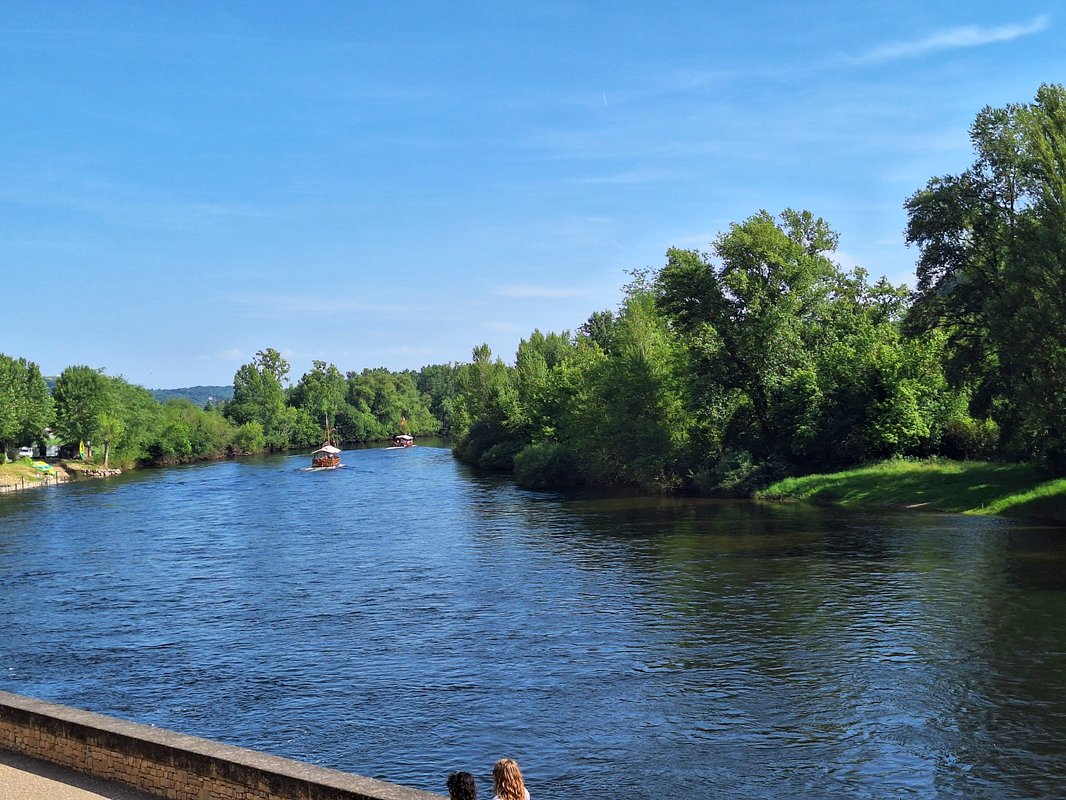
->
975, 477, 1066, 521
758, 459, 1066, 523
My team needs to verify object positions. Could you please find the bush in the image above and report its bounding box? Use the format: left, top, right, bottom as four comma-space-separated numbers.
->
693, 449, 786, 497
477, 438, 526, 471
514, 442, 583, 489
232, 422, 266, 455
454, 420, 512, 465
939, 416, 999, 461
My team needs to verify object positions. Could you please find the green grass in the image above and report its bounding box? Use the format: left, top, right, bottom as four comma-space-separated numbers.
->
757, 459, 1066, 523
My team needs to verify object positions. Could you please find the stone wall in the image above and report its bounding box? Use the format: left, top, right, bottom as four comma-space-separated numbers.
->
0, 691, 443, 800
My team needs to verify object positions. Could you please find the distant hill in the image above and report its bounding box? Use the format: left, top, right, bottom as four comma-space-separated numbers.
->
152, 385, 233, 406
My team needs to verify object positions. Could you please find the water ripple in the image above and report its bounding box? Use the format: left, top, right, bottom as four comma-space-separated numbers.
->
1, 447, 1065, 799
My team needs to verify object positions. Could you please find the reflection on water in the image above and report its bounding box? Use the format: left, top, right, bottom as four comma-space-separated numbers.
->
2, 448, 1065, 799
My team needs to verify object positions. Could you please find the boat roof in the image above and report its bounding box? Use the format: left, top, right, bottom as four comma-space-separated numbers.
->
394, 434, 414, 440
312, 445, 342, 454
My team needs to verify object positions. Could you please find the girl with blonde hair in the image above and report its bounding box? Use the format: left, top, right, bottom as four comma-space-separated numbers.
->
492, 758, 529, 800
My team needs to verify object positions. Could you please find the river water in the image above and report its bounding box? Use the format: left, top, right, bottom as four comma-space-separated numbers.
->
1, 444, 1065, 799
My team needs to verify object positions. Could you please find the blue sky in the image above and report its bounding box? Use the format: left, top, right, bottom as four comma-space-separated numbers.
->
1, 2, 1060, 389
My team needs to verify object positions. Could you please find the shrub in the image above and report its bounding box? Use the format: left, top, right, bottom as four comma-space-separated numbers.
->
939, 416, 999, 461
232, 422, 266, 455
477, 438, 526, 471
693, 449, 787, 497
514, 442, 582, 489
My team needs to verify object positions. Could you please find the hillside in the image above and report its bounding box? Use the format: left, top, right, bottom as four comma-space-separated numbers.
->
151, 385, 233, 405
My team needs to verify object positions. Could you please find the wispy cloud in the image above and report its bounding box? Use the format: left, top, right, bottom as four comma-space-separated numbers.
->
483, 321, 526, 333
228, 293, 409, 318
201, 348, 246, 363
853, 15, 1049, 64
494, 284, 587, 299
575, 167, 685, 186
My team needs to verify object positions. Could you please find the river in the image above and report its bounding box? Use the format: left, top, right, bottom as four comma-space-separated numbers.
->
1, 444, 1065, 799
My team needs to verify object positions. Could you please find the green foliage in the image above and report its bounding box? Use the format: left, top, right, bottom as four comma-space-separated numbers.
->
232, 421, 266, 454
453, 419, 515, 466
905, 83, 1066, 472
52, 365, 112, 458
654, 209, 952, 480
345, 367, 439, 442
416, 363, 460, 433
478, 438, 526, 471
656, 210, 839, 460
450, 345, 524, 463
108, 379, 163, 464
513, 441, 582, 489
0, 353, 54, 453
289, 361, 346, 426
97, 412, 124, 468
695, 449, 787, 498
138, 398, 237, 464
287, 407, 323, 448
518, 288, 688, 490
225, 348, 290, 449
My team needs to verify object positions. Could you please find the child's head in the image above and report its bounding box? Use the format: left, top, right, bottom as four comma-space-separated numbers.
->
492, 759, 526, 800
447, 770, 477, 800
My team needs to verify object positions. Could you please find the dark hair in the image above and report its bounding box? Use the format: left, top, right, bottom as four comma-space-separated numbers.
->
447, 771, 477, 800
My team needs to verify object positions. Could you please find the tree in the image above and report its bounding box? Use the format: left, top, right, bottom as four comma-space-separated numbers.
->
513, 329, 573, 440
0, 354, 54, 455
107, 378, 164, 464
289, 360, 348, 435
97, 412, 124, 468
225, 348, 290, 449
343, 368, 438, 442
560, 286, 687, 487
417, 363, 461, 433
905, 84, 1066, 470
656, 209, 839, 459
53, 366, 112, 458
449, 345, 522, 467
578, 310, 618, 355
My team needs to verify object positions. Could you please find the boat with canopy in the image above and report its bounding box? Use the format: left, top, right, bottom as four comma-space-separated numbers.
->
311, 416, 342, 468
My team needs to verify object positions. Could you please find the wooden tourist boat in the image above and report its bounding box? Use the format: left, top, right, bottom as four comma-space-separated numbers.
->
311, 416, 342, 468
391, 415, 414, 448
311, 443, 341, 468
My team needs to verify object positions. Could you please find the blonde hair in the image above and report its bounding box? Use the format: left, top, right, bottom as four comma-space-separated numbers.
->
492, 758, 526, 800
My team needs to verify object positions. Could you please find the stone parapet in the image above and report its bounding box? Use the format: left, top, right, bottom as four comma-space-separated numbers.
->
0, 691, 443, 800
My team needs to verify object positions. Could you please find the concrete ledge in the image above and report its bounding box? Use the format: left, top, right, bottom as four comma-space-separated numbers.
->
0, 691, 443, 800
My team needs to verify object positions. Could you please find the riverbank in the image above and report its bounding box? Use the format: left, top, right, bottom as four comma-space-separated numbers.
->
0, 460, 122, 494
757, 458, 1066, 524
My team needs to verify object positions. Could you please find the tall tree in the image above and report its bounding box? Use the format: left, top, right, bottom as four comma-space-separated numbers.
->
560, 286, 687, 487
225, 348, 290, 449
97, 412, 124, 468
290, 360, 347, 430
416, 363, 460, 434
656, 209, 838, 457
0, 354, 54, 454
905, 83, 1066, 470
53, 366, 112, 458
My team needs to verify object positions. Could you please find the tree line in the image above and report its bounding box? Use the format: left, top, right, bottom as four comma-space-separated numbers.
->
2, 86, 1064, 492
447, 85, 1066, 491
0, 351, 452, 468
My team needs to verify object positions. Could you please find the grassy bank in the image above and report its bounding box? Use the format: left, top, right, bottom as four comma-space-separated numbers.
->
0, 460, 63, 490
0, 459, 108, 492
757, 459, 1066, 524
